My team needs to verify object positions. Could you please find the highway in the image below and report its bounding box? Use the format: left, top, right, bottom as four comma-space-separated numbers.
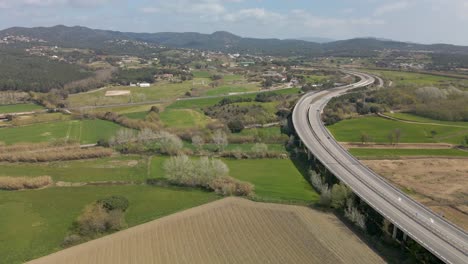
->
292, 70, 468, 264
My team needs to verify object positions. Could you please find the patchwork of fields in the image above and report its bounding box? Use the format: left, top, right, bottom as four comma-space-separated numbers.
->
3, 67, 466, 264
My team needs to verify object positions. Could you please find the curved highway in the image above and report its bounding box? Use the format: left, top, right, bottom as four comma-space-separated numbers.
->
292, 70, 468, 264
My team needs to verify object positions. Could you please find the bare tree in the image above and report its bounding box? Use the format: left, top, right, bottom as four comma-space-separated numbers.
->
109, 129, 136, 146
387, 131, 395, 145
156, 131, 183, 155
394, 128, 401, 144
191, 135, 205, 152
212, 129, 228, 152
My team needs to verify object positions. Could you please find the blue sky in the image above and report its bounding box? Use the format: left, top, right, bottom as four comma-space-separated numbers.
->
0, 0, 467, 45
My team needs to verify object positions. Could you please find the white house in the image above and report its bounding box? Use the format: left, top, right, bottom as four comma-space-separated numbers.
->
138, 82, 151, 87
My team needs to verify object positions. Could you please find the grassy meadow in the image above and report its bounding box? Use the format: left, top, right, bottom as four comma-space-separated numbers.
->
385, 112, 468, 128
0, 119, 122, 145
160, 109, 212, 129
328, 116, 468, 144
0, 103, 44, 114
349, 148, 468, 158
365, 69, 458, 87
0, 185, 219, 264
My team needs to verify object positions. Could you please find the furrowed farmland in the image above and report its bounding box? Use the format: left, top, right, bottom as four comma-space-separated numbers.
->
28, 198, 385, 264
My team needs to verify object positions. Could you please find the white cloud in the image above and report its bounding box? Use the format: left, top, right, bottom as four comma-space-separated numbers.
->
224, 8, 284, 23
141, 0, 226, 16
373, 1, 409, 16
0, 0, 111, 8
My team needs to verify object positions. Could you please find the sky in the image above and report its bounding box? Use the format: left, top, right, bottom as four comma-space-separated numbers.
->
0, 0, 467, 45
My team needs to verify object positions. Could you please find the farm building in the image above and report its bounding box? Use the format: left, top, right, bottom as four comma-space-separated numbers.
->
138, 82, 151, 87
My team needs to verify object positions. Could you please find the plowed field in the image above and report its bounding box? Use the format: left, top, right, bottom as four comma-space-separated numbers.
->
29, 198, 384, 264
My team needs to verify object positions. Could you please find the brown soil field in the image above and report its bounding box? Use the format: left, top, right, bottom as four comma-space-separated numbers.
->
362, 158, 468, 230
105, 90, 130, 96
28, 198, 384, 264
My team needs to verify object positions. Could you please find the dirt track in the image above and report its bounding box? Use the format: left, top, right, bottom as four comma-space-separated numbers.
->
363, 158, 468, 230
29, 198, 384, 264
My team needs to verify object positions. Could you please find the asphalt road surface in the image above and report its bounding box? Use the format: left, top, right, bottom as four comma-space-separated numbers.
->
292, 70, 468, 264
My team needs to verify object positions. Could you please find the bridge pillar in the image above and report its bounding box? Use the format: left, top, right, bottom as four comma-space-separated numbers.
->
392, 225, 398, 239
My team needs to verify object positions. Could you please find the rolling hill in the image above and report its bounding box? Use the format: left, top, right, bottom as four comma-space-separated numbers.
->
2, 25, 468, 56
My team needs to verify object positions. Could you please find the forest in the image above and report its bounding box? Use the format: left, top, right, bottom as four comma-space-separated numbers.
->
0, 48, 91, 92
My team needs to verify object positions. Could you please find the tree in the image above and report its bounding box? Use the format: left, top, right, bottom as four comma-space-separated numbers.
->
263, 78, 273, 88
227, 120, 244, 133
156, 131, 183, 155
210, 74, 223, 81
331, 183, 352, 209
387, 131, 395, 145
394, 128, 401, 144
430, 130, 437, 138
212, 129, 228, 152
344, 199, 366, 230
149, 106, 160, 113
191, 135, 205, 152
164, 155, 196, 186
110, 129, 135, 146
360, 132, 370, 144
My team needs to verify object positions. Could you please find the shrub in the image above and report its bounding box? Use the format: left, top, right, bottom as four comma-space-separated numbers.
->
209, 177, 254, 197
344, 199, 366, 230
0, 176, 52, 190
98, 196, 129, 212
251, 143, 269, 158
319, 185, 332, 206
61, 234, 83, 248
76, 203, 126, 237
227, 120, 244, 133
309, 170, 323, 193
0, 147, 113, 162
331, 182, 352, 209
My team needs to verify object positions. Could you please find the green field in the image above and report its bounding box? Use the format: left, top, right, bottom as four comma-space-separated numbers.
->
0, 119, 122, 145
0, 104, 43, 114
0, 185, 218, 264
151, 156, 317, 202
68, 80, 196, 107
225, 158, 318, 202
365, 69, 456, 86
238, 126, 283, 137
160, 109, 212, 129
328, 116, 468, 144
302, 74, 330, 83
192, 71, 212, 78
349, 148, 468, 158
87, 104, 161, 115
0, 155, 149, 183
167, 88, 300, 110
385, 112, 468, 128
122, 111, 148, 120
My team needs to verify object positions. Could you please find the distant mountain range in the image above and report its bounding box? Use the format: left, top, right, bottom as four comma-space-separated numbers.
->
2, 25, 468, 56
